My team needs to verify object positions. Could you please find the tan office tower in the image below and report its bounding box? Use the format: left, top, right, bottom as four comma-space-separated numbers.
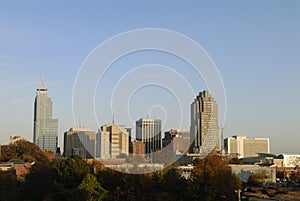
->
100, 123, 129, 159
136, 118, 162, 154
224, 135, 270, 158
190, 90, 219, 154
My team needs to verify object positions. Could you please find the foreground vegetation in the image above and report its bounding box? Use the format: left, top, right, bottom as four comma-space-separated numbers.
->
0, 141, 241, 201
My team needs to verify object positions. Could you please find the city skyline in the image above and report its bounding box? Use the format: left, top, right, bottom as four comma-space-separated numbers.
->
0, 1, 300, 154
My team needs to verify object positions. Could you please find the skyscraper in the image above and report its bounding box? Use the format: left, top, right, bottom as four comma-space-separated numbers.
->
136, 118, 162, 154
33, 80, 58, 152
190, 90, 219, 154
99, 123, 129, 159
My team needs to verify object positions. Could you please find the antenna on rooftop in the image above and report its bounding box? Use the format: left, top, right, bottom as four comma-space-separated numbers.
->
220, 126, 224, 151
112, 112, 115, 124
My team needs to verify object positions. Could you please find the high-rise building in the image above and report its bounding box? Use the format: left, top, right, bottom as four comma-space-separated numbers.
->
63, 128, 96, 159
99, 123, 129, 159
190, 90, 219, 154
33, 80, 58, 152
224, 135, 270, 158
136, 118, 162, 154
164, 129, 190, 155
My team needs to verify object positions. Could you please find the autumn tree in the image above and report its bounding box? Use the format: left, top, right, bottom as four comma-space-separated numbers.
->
191, 154, 241, 201
0, 140, 50, 163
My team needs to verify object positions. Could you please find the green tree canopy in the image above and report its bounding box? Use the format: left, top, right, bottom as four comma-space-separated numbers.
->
79, 173, 107, 201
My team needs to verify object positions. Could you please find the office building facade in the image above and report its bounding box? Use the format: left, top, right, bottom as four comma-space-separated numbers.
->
100, 123, 129, 159
164, 129, 190, 155
33, 80, 58, 152
63, 128, 96, 159
224, 135, 270, 158
136, 118, 162, 154
129, 140, 145, 156
190, 90, 219, 154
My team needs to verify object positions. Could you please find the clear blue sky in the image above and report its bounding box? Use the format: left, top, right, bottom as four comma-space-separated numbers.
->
0, 1, 299, 154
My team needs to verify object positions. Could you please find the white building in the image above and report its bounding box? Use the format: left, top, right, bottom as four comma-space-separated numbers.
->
224, 135, 270, 158
282, 154, 300, 168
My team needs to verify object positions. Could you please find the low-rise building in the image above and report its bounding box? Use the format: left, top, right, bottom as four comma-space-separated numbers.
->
230, 164, 276, 183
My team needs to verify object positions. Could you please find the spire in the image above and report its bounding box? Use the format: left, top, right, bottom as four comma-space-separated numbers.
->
37, 78, 47, 91
112, 112, 115, 124
40, 78, 45, 88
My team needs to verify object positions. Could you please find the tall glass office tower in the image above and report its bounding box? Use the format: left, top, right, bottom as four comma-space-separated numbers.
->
190, 90, 219, 155
33, 80, 58, 152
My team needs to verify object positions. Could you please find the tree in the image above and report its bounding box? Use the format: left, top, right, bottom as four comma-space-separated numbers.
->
0, 171, 18, 201
54, 155, 94, 200
20, 163, 56, 200
160, 168, 189, 201
247, 172, 269, 187
79, 173, 107, 201
0, 140, 50, 163
191, 154, 241, 201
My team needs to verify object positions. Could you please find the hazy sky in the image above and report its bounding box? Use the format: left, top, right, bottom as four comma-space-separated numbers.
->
0, 1, 299, 154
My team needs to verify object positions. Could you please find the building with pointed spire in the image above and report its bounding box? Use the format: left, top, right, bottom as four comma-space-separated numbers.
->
33, 80, 58, 152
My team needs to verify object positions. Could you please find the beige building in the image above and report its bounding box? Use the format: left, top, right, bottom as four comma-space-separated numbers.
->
100, 123, 129, 159
190, 90, 219, 154
224, 135, 269, 158
63, 128, 96, 159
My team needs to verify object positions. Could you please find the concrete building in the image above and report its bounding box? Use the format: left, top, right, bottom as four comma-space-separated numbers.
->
63, 128, 96, 159
33, 80, 58, 152
224, 135, 270, 158
281, 154, 300, 168
129, 140, 145, 156
164, 129, 190, 157
10, 136, 26, 144
100, 123, 129, 159
190, 90, 219, 154
230, 164, 276, 183
136, 118, 162, 154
